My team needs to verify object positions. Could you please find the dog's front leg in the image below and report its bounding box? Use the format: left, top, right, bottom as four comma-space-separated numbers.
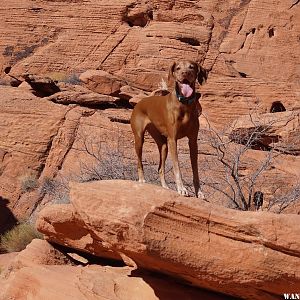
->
168, 138, 189, 196
188, 135, 202, 198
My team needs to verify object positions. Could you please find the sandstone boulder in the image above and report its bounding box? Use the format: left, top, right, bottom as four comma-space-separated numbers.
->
79, 70, 125, 96
119, 85, 147, 101
1, 264, 228, 300
46, 90, 119, 107
0, 252, 17, 270
0, 239, 227, 300
22, 74, 61, 97
8, 238, 72, 269
37, 180, 300, 299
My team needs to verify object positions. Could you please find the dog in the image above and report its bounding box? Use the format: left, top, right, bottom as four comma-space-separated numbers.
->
130, 60, 207, 197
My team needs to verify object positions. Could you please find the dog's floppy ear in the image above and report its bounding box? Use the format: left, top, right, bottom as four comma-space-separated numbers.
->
168, 62, 176, 88
197, 65, 208, 85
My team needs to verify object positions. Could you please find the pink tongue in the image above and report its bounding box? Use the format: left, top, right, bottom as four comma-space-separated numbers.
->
181, 83, 193, 97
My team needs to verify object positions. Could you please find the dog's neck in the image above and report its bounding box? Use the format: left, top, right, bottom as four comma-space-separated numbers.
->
175, 83, 198, 105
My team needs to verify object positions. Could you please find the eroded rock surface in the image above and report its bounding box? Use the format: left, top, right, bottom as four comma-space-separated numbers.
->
0, 1, 299, 298
0, 87, 68, 204
0, 0, 299, 216
0, 239, 228, 300
1, 0, 299, 123
36, 180, 300, 299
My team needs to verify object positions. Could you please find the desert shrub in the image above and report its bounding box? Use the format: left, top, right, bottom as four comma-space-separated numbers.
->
53, 194, 70, 204
77, 149, 138, 182
267, 184, 300, 213
46, 72, 81, 85
46, 71, 68, 82
198, 111, 300, 212
73, 130, 190, 195
75, 130, 173, 185
0, 223, 42, 253
74, 112, 299, 212
39, 176, 70, 204
63, 73, 81, 85
20, 174, 38, 193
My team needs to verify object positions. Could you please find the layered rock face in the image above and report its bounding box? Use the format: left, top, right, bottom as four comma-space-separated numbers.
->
0, 239, 230, 300
0, 0, 299, 214
0, 1, 299, 299
36, 180, 300, 300
1, 0, 299, 119
0, 87, 68, 202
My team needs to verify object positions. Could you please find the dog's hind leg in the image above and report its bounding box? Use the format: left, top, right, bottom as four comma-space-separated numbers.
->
188, 134, 201, 198
131, 115, 148, 183
159, 142, 168, 188
147, 124, 169, 189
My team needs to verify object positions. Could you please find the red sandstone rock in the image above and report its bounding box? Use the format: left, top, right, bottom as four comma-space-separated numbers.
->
0, 239, 227, 300
7, 239, 72, 270
47, 90, 119, 106
0, 86, 68, 205
2, 265, 229, 300
0, 252, 17, 270
1, 1, 298, 123
119, 85, 147, 100
0, 2, 299, 297
79, 70, 125, 96
36, 180, 300, 299
0, 0, 299, 215
229, 111, 300, 155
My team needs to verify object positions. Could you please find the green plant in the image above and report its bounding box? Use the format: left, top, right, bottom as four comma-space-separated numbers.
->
0, 223, 42, 253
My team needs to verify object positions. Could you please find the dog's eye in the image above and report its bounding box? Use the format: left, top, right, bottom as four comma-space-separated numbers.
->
176, 66, 181, 70
189, 64, 195, 69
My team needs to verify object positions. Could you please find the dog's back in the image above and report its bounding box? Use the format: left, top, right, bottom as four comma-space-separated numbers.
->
131, 91, 199, 139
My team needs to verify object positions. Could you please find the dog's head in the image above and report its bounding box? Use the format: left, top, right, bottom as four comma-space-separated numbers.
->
168, 60, 208, 97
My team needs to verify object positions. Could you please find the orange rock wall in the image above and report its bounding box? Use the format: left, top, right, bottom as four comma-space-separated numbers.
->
0, 0, 299, 215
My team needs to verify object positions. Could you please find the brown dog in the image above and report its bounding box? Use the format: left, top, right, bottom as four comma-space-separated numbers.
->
130, 60, 207, 197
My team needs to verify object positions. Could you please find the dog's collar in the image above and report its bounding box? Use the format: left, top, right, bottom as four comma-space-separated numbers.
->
175, 89, 198, 105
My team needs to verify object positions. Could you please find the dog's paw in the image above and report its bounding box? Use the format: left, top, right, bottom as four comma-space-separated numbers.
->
161, 183, 170, 189
177, 186, 189, 197
196, 191, 205, 199
138, 179, 146, 183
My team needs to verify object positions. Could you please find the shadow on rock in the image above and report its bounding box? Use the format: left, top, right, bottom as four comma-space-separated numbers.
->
130, 269, 240, 300
0, 196, 18, 237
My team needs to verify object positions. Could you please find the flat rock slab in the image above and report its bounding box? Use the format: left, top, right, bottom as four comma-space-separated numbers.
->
36, 180, 300, 299
0, 239, 229, 300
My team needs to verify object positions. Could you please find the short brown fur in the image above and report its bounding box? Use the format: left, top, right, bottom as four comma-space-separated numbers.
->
130, 60, 207, 196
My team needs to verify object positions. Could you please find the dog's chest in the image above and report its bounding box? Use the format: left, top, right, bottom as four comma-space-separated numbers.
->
176, 106, 193, 124
174, 106, 197, 134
